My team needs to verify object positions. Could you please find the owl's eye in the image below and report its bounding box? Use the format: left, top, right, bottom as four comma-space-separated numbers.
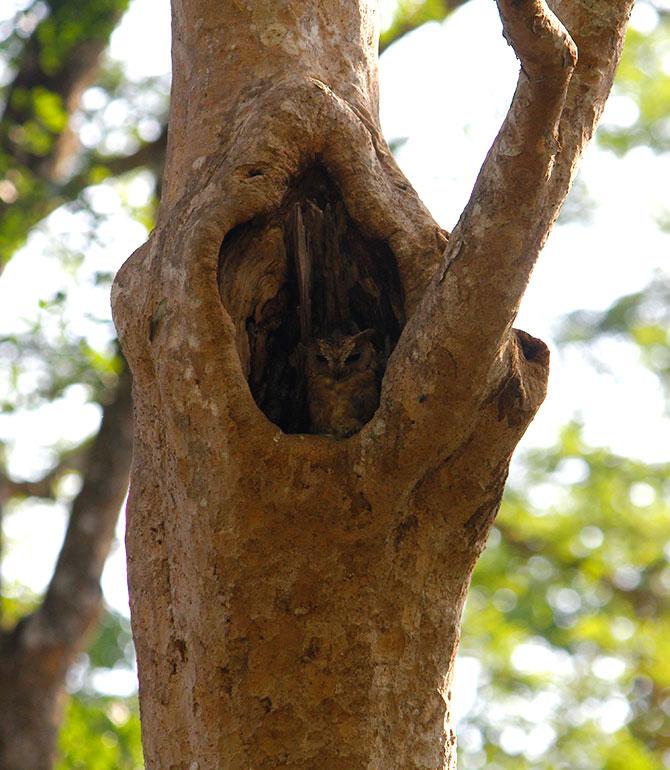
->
316, 353, 328, 363
345, 353, 361, 365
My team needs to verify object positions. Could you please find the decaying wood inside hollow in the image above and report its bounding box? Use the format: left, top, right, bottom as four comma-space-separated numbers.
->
218, 166, 405, 434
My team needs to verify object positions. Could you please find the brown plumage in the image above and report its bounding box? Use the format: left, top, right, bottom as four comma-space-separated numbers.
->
304, 330, 380, 438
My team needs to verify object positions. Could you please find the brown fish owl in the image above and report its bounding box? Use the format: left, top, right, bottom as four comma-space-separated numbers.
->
304, 329, 380, 437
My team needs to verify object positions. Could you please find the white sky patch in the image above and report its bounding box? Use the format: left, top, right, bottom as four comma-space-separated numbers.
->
452, 655, 482, 721
554, 457, 590, 486
602, 93, 640, 129
379, 0, 399, 31
380, 3, 518, 228
1, 500, 68, 593
101, 507, 131, 616
511, 640, 574, 677
498, 725, 526, 755
89, 666, 138, 698
580, 525, 605, 550
526, 481, 569, 513
629, 1, 660, 34
592, 656, 626, 681
548, 587, 582, 615
611, 616, 636, 641
629, 481, 656, 507
109, 0, 172, 80
598, 697, 632, 733
0, 395, 102, 478
124, 170, 156, 208
525, 723, 558, 759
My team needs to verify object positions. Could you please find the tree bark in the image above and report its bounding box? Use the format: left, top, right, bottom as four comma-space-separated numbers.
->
112, 0, 633, 767
0, 365, 132, 770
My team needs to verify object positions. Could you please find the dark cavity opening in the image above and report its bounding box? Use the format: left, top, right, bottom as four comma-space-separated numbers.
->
218, 166, 405, 435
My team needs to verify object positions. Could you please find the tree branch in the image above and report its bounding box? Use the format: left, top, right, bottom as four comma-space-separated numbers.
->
379, 0, 469, 54
433, 0, 576, 358
19, 363, 132, 674
96, 125, 168, 179
0, 1, 128, 182
0, 129, 166, 270
547, 0, 635, 211
0, 444, 90, 507
0, 0, 141, 270
364, 0, 632, 479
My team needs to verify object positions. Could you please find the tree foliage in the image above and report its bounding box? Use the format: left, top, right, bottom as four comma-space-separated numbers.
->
462, 423, 670, 768
598, 10, 670, 156
0, 0, 165, 267
57, 695, 142, 770
56, 610, 141, 770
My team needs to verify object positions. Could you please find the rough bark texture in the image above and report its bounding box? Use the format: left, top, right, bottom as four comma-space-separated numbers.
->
112, 0, 633, 767
0, 366, 133, 770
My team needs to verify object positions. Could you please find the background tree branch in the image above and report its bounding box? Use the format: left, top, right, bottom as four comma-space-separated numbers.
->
380, 0, 470, 53
31, 362, 132, 659
0, 362, 132, 769
0, 0, 132, 269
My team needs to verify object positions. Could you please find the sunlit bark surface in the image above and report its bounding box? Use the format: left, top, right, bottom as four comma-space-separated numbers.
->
112, 0, 633, 767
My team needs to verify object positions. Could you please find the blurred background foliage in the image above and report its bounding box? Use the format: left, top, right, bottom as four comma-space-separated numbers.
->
0, 0, 669, 768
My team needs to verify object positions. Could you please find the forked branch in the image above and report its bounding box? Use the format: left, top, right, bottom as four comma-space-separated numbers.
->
113, 0, 631, 488
365, 0, 632, 478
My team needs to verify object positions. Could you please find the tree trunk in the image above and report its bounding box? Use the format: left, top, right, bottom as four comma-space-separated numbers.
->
112, 0, 633, 767
0, 366, 132, 770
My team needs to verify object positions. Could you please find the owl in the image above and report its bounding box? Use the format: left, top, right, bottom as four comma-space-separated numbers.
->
304, 330, 380, 438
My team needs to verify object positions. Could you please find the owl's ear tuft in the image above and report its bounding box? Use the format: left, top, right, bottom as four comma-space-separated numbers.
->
290, 342, 307, 368
353, 328, 378, 345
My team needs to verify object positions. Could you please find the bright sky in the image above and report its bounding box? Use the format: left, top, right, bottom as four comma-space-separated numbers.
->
0, 0, 668, 709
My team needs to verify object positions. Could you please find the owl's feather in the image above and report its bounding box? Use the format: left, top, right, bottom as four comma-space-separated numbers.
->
305, 330, 380, 437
